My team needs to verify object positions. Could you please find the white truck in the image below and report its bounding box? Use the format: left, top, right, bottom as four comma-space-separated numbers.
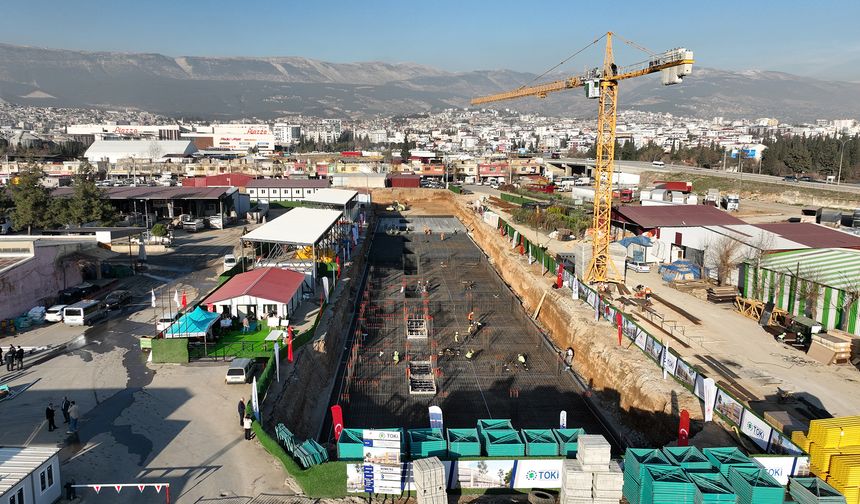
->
704, 188, 720, 207
722, 193, 740, 212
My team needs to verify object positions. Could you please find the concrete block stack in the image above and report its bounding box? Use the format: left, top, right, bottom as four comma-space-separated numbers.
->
413, 456, 446, 504
560, 435, 623, 504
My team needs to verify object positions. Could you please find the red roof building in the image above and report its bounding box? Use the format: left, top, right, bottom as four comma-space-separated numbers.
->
182, 173, 256, 189
205, 267, 307, 319
613, 204, 745, 232
755, 222, 860, 249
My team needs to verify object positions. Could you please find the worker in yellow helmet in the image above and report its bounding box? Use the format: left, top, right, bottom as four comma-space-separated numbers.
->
393, 351, 400, 364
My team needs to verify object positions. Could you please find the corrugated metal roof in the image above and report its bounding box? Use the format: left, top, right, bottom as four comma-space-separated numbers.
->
205, 267, 304, 305
53, 186, 231, 200
759, 248, 860, 290
246, 179, 329, 188
303, 188, 357, 207
242, 207, 342, 245
756, 222, 860, 249
614, 205, 745, 229
0, 446, 59, 494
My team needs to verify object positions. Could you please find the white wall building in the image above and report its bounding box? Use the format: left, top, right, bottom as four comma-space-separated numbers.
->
212, 124, 274, 153
0, 447, 62, 504
83, 140, 197, 164
273, 123, 302, 147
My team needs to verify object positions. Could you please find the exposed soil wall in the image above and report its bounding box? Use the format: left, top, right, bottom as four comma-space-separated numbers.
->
372, 189, 703, 446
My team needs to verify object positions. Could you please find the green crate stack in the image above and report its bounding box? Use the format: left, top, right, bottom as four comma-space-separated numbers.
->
275, 423, 298, 454
789, 477, 847, 504
408, 428, 447, 458
295, 438, 329, 469
663, 446, 713, 470
623, 448, 673, 504
641, 465, 696, 504
447, 428, 481, 458
702, 447, 760, 478
482, 429, 525, 457
521, 429, 559, 456
337, 428, 366, 460
727, 466, 785, 504
477, 418, 514, 437
688, 471, 736, 504
553, 428, 585, 457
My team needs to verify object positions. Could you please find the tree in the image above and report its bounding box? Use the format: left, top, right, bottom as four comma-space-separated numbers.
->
150, 223, 168, 237
476, 460, 488, 476
58, 161, 117, 227
705, 235, 742, 286
9, 164, 53, 234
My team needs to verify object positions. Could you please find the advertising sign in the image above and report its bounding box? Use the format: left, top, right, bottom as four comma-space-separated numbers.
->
715, 389, 743, 425
750, 456, 799, 486
429, 406, 444, 430
662, 345, 678, 378
645, 337, 663, 363
740, 409, 773, 451
360, 430, 402, 494
674, 359, 697, 389
455, 460, 515, 489
768, 430, 804, 456
512, 459, 564, 489
702, 378, 717, 422
634, 331, 647, 350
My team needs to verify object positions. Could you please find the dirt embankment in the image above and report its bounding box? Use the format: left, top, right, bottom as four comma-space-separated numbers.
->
372, 189, 702, 446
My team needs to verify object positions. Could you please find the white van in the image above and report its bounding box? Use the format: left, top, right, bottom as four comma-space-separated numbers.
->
63, 300, 106, 326
651, 160, 665, 167
225, 358, 254, 384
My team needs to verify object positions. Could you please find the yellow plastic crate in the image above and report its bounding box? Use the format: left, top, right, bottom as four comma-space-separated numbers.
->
792, 431, 812, 452
808, 417, 860, 448
830, 455, 860, 488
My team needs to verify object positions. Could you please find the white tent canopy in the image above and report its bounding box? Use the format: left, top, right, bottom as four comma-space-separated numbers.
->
303, 188, 358, 207
242, 207, 342, 246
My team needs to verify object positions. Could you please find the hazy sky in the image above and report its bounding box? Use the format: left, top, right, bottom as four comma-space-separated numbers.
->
4, 0, 860, 80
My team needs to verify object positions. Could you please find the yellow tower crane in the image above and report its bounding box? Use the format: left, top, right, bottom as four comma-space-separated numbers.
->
472, 32, 694, 283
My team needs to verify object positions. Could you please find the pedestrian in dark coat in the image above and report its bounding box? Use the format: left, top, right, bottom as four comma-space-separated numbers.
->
5, 345, 13, 371
238, 398, 246, 426
61, 396, 71, 424
15, 346, 24, 370
46, 403, 57, 431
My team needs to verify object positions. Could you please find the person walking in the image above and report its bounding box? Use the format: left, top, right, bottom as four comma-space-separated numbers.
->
6, 344, 14, 371
67, 401, 79, 433
241, 316, 250, 334
64, 478, 77, 500
61, 396, 71, 424
243, 414, 253, 440
15, 346, 24, 370
237, 398, 246, 427
45, 403, 57, 432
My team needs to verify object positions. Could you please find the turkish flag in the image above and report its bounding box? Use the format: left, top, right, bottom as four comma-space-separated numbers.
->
181, 291, 187, 308
287, 326, 294, 363
331, 405, 344, 440
616, 311, 623, 345
556, 263, 564, 288
335, 256, 341, 278
678, 409, 690, 446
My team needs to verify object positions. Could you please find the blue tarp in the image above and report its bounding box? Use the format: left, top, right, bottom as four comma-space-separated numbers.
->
658, 260, 702, 282
616, 235, 653, 248
165, 306, 221, 338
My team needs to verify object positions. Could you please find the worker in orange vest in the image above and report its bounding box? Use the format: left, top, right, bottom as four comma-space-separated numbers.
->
643, 286, 652, 301
467, 310, 474, 325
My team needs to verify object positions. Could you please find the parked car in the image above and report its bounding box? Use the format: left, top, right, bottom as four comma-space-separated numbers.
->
156, 313, 180, 332
799, 175, 815, 182
783, 175, 798, 182
223, 254, 237, 271
45, 304, 68, 323
626, 260, 651, 273
104, 290, 132, 310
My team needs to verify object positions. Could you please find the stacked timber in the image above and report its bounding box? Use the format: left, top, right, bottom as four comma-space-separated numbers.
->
707, 286, 737, 303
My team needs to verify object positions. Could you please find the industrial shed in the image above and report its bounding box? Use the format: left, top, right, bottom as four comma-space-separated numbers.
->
204, 267, 306, 319
84, 139, 197, 164
740, 248, 860, 335
0, 446, 61, 504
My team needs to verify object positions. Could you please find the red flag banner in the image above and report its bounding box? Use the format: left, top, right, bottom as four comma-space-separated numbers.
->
331, 405, 344, 440
556, 263, 564, 289
138, 485, 145, 492
678, 409, 690, 446
616, 311, 623, 346
154, 485, 163, 494
287, 326, 294, 363
115, 485, 122, 493
93, 486, 101, 494
181, 291, 188, 308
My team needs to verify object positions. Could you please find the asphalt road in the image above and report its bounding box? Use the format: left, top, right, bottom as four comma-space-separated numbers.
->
549, 158, 860, 194
0, 224, 289, 502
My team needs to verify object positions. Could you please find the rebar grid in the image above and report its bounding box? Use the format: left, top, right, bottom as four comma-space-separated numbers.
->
343, 218, 606, 433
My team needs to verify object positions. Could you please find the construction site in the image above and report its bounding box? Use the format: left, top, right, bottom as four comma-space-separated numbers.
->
337, 215, 613, 436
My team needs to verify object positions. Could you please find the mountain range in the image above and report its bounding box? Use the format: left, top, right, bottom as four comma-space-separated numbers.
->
1, 42, 859, 122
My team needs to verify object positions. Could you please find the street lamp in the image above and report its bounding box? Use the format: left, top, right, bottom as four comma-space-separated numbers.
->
837, 137, 849, 185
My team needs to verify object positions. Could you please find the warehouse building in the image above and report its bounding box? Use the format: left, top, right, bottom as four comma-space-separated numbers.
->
0, 447, 62, 504
246, 178, 329, 203
83, 139, 198, 164
740, 248, 860, 335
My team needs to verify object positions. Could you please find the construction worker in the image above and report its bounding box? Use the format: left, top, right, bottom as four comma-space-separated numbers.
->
465, 349, 475, 360
454, 331, 459, 343
467, 310, 474, 325
517, 353, 527, 365
643, 286, 652, 301
393, 351, 400, 364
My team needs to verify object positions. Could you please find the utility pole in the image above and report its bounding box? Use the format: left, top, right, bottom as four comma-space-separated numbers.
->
838, 137, 848, 185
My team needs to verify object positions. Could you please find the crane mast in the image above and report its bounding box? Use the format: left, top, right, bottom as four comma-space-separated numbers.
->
471, 32, 694, 284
